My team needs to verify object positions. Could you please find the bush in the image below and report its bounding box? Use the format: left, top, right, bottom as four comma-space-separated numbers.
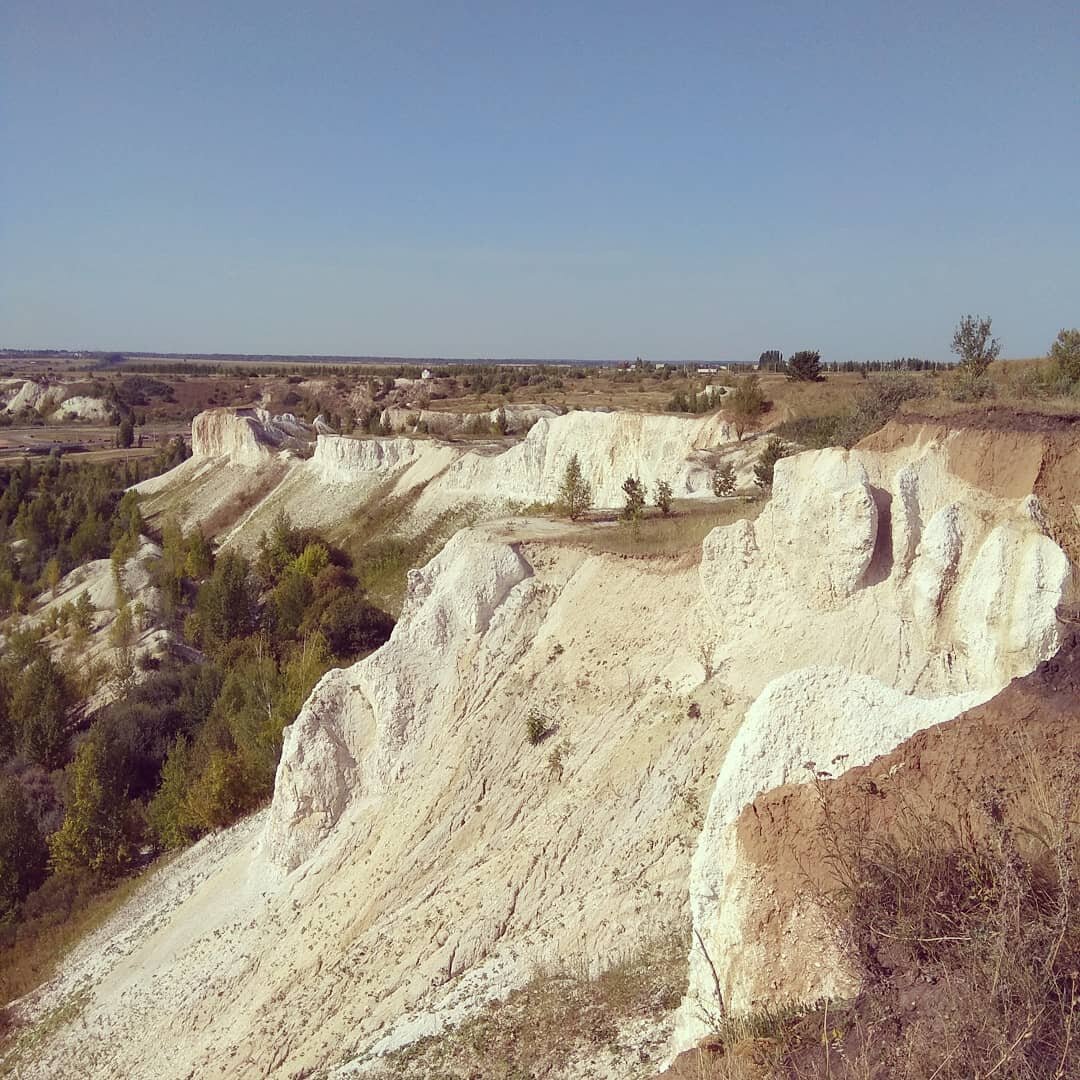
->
558, 454, 592, 521
754, 437, 789, 491
621, 476, 646, 521
724, 375, 766, 439
951, 314, 1000, 378
654, 480, 673, 516
1049, 327, 1080, 383
786, 350, 824, 382
525, 708, 549, 746
711, 461, 736, 498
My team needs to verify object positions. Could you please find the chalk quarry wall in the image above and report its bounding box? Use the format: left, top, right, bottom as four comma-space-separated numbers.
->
18, 419, 1076, 1079
671, 441, 1073, 1053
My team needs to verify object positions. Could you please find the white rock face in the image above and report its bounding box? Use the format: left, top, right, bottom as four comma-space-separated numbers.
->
672, 668, 985, 1049
190, 407, 313, 465
700, 446, 1070, 696
265, 530, 534, 871
440, 409, 740, 505
49, 395, 112, 421
311, 434, 424, 483
3, 379, 65, 415
672, 442, 1073, 1057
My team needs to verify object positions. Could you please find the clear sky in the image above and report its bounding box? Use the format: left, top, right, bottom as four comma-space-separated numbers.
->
2, 1, 1078, 362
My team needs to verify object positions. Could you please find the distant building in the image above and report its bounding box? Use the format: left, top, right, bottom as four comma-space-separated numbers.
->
421, 368, 433, 380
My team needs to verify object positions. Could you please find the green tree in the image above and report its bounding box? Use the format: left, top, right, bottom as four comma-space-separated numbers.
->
48, 734, 134, 878
786, 350, 825, 382
725, 375, 766, 439
754, 437, 789, 492
44, 556, 62, 598
0, 775, 47, 922
185, 526, 214, 579
11, 652, 71, 766
951, 315, 1000, 378
654, 479, 674, 516
621, 476, 646, 520
1049, 328, 1080, 383
558, 454, 593, 521
712, 461, 736, 498
147, 737, 197, 849
116, 416, 135, 449
193, 551, 256, 652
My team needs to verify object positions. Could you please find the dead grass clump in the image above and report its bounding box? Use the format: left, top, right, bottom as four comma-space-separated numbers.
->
365, 935, 686, 1079
803, 751, 1080, 1079
557, 500, 761, 560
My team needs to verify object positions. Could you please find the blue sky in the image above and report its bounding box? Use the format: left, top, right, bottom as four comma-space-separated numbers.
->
2, 0, 1077, 362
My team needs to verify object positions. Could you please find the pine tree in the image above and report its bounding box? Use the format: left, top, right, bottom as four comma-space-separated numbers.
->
754, 437, 789, 491
48, 734, 133, 878
786, 350, 824, 382
559, 454, 593, 521
622, 476, 646, 520
654, 479, 674, 516
712, 461, 736, 498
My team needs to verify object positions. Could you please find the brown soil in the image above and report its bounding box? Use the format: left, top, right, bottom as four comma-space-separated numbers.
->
662, 629, 1080, 1079
860, 414, 1080, 565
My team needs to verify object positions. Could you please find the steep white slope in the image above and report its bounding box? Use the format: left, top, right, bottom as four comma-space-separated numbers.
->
17, 432, 1073, 1078
13, 527, 739, 1079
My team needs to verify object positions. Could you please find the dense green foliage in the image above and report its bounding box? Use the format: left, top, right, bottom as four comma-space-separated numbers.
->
754, 437, 790, 491
1049, 327, 1080, 383
0, 455, 394, 954
621, 476, 646, 520
951, 314, 1000, 379
786, 349, 825, 382
0, 446, 187, 616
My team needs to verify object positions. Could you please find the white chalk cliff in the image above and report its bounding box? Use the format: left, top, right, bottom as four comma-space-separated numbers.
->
15, 425, 1075, 1078
671, 444, 1072, 1054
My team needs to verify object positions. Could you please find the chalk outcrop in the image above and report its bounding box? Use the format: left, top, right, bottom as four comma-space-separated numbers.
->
265, 531, 534, 871
439, 410, 741, 505
673, 441, 1073, 1056
16, 418, 1080, 1079
190, 407, 314, 464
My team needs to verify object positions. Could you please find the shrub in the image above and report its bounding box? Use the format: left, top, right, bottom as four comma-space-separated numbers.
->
951, 313, 1000, 378
786, 350, 824, 382
525, 708, 549, 746
754, 437, 789, 491
1049, 327, 1080, 383
558, 454, 592, 521
711, 461, 736, 498
654, 479, 673, 516
724, 375, 766, 439
621, 476, 646, 521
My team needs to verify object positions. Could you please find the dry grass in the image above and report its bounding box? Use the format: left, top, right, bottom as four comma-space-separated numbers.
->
0, 860, 170, 1043
364, 934, 687, 1079
548, 499, 762, 560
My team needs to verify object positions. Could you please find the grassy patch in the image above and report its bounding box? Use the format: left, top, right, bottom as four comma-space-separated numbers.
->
0, 988, 91, 1076
333, 480, 478, 615
365, 934, 687, 1079
551, 500, 762, 560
